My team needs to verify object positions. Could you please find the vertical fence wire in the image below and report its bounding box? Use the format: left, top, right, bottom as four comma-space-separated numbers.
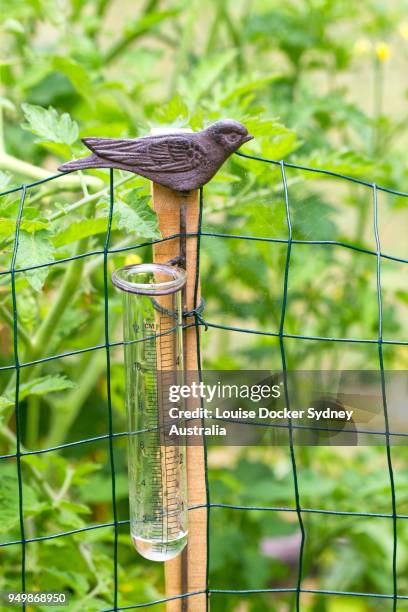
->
10, 185, 27, 610
372, 183, 398, 611
278, 162, 305, 611
104, 169, 119, 610
195, 187, 211, 611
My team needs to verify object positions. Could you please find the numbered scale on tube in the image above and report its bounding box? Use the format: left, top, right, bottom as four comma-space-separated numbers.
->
112, 263, 187, 561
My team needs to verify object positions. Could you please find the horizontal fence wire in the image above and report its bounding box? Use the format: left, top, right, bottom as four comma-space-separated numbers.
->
1, 150, 407, 611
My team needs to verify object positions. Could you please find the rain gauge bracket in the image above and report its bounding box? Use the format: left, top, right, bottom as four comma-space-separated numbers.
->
165, 193, 189, 272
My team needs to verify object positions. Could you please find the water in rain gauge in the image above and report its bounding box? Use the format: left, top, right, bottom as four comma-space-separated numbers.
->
112, 263, 188, 561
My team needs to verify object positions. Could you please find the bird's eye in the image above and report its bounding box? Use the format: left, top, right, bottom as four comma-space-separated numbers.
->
226, 133, 239, 142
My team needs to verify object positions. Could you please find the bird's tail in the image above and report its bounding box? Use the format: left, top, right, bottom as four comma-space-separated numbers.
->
58, 153, 104, 173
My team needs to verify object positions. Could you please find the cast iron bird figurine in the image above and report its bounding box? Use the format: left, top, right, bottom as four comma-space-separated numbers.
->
58, 119, 253, 191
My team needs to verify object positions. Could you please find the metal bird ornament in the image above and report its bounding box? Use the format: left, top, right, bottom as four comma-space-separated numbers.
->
58, 119, 253, 192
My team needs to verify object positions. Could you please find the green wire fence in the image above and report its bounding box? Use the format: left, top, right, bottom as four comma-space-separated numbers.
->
0, 150, 407, 611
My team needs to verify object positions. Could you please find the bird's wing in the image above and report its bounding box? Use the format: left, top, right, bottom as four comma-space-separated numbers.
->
82, 136, 206, 172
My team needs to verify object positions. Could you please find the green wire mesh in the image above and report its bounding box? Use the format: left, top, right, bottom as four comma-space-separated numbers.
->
1, 150, 407, 611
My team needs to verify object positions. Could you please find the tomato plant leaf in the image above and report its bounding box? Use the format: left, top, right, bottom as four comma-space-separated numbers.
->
0, 374, 76, 410
0, 470, 48, 533
16, 230, 55, 291
52, 56, 94, 100
52, 217, 108, 248
114, 192, 160, 239
21, 103, 79, 145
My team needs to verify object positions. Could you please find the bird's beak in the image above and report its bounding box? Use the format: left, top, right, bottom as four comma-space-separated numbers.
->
243, 134, 254, 143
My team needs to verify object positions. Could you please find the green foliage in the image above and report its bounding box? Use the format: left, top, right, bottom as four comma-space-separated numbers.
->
17, 230, 55, 291
0, 202, 49, 239
0, 466, 48, 533
112, 191, 161, 238
0, 374, 76, 409
52, 217, 109, 248
0, 0, 407, 610
22, 103, 79, 146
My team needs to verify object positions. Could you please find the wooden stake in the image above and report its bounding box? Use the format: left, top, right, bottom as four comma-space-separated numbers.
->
152, 181, 207, 612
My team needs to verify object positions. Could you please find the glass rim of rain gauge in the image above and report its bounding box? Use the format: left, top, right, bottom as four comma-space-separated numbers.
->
112, 262, 186, 295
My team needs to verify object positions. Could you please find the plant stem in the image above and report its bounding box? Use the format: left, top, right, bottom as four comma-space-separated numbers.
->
45, 349, 105, 447
2, 235, 90, 406
0, 302, 32, 349
26, 395, 40, 450
96, 0, 110, 18
29, 237, 89, 362
168, 3, 197, 96
0, 425, 57, 500
0, 174, 131, 252
220, 5, 245, 72
104, 0, 160, 63
373, 58, 384, 156
0, 152, 103, 190
45, 312, 119, 448
55, 466, 74, 502
27, 185, 75, 204
50, 174, 131, 222
205, 4, 222, 56
83, 237, 133, 276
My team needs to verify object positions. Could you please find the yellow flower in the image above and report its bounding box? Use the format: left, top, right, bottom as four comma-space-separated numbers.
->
125, 253, 142, 265
399, 22, 408, 40
376, 42, 391, 62
354, 38, 372, 56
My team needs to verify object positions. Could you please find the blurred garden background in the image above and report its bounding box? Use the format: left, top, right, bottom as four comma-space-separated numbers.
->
1, 0, 408, 610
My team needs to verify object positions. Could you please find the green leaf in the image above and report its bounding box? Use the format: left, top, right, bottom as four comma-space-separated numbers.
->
105, 9, 182, 62
70, 462, 102, 486
124, 9, 181, 41
220, 74, 282, 104
0, 396, 15, 410
0, 95, 16, 112
55, 196, 160, 246
22, 374, 76, 396
0, 206, 49, 240
52, 56, 93, 100
21, 103, 79, 145
43, 568, 89, 596
0, 375, 76, 410
52, 217, 108, 248
57, 499, 91, 515
56, 506, 87, 530
114, 192, 160, 239
292, 194, 338, 240
180, 50, 237, 105
233, 117, 300, 163
16, 230, 55, 291
303, 149, 376, 179
155, 94, 190, 124
39, 141, 72, 159
0, 1, 36, 22
79, 473, 129, 503
0, 469, 48, 533
396, 291, 408, 305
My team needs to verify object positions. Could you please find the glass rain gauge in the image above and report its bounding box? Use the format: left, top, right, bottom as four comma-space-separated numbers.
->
112, 263, 188, 561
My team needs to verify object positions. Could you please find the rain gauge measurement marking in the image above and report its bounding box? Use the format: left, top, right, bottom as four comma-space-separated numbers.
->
112, 263, 188, 562
140, 317, 183, 558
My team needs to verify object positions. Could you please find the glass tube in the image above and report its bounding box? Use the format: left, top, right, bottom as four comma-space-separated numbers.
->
112, 263, 187, 562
